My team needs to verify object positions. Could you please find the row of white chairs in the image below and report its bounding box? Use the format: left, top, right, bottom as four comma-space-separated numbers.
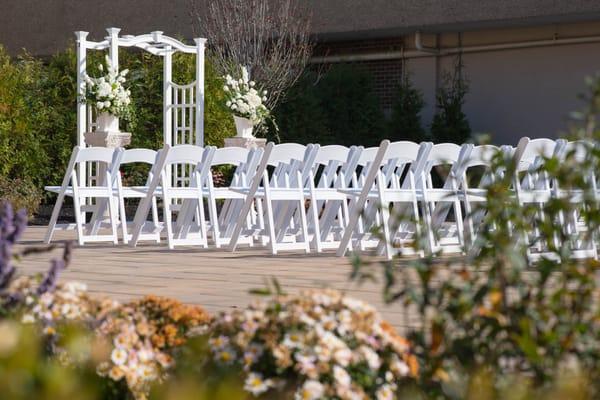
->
43, 137, 598, 261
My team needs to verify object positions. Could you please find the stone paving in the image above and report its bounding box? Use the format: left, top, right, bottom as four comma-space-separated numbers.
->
17, 226, 412, 329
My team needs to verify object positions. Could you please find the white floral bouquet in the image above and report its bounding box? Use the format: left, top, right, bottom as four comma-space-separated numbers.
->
208, 289, 418, 400
81, 56, 132, 117
223, 66, 269, 125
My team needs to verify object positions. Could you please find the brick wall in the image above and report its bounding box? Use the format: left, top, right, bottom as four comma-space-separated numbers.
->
315, 38, 405, 111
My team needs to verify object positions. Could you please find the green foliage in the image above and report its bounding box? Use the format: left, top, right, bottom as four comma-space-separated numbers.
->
275, 64, 385, 146
0, 322, 109, 400
35, 47, 79, 192
352, 75, 600, 398
0, 47, 49, 189
0, 176, 41, 217
430, 60, 471, 144
388, 73, 428, 142
0, 43, 234, 211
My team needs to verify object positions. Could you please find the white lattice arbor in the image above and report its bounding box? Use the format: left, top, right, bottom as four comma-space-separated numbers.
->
75, 27, 207, 186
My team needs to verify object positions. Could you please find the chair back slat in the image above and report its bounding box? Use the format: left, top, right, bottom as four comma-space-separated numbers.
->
164, 145, 206, 165
75, 146, 116, 164
211, 147, 250, 165
121, 149, 158, 165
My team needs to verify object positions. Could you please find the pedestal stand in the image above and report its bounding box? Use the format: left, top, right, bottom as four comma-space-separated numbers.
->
223, 136, 267, 149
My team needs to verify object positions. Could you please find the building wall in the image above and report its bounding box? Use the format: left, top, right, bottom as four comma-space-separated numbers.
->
416, 23, 600, 145
317, 21, 600, 145
315, 39, 405, 110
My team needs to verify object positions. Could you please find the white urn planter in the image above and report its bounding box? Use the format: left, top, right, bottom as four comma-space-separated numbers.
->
225, 115, 266, 149
85, 112, 130, 148
96, 112, 120, 133
233, 115, 254, 138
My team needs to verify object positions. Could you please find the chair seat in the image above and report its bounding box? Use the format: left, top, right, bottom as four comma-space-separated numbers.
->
230, 187, 305, 200
423, 188, 461, 202
307, 188, 349, 200
45, 186, 114, 197
516, 190, 553, 202
119, 186, 155, 197
338, 188, 423, 202
206, 187, 248, 199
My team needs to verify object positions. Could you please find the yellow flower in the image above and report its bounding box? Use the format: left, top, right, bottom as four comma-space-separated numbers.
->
216, 348, 235, 364
43, 326, 56, 336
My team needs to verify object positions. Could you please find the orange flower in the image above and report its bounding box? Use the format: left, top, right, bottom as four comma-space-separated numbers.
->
404, 354, 419, 377
151, 334, 165, 348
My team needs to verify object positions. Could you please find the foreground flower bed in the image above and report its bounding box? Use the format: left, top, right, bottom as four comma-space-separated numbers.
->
3, 279, 414, 399
2, 270, 414, 398
209, 289, 417, 400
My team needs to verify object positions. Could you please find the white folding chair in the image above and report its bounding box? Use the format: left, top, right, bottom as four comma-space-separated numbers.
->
204, 146, 263, 248
553, 140, 598, 259
306, 145, 362, 252
44, 146, 123, 245
129, 145, 215, 249
229, 142, 274, 252
513, 137, 566, 260
348, 147, 381, 251
420, 143, 472, 254
460, 144, 506, 248
116, 148, 162, 244
229, 143, 317, 254
337, 140, 432, 260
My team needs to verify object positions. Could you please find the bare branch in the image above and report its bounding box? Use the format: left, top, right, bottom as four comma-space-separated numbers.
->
192, 0, 313, 109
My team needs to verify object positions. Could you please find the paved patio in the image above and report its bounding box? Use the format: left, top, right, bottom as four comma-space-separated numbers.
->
16, 226, 411, 329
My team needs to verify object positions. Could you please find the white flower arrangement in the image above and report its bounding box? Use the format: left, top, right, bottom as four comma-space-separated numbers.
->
223, 66, 269, 125
81, 56, 132, 117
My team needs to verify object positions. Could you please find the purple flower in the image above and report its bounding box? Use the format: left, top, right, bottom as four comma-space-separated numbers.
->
37, 242, 73, 296
0, 202, 27, 290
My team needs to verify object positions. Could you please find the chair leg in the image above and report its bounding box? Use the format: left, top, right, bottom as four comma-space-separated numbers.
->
44, 192, 66, 244
151, 197, 161, 243
454, 200, 466, 253
197, 196, 208, 248
256, 199, 268, 246
72, 195, 85, 246
107, 196, 119, 245
208, 196, 220, 248
264, 195, 278, 255
310, 198, 322, 252
298, 200, 311, 253
337, 198, 363, 257
119, 197, 129, 245
164, 199, 174, 250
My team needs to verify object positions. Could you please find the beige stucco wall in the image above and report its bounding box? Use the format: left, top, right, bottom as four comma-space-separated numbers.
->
405, 22, 600, 144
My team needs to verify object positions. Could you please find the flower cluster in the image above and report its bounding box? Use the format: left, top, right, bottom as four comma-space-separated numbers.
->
96, 296, 211, 400
81, 56, 131, 117
8, 275, 211, 400
208, 289, 418, 400
9, 276, 96, 334
223, 66, 269, 124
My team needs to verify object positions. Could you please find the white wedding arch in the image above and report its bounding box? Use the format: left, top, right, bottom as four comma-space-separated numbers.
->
75, 27, 207, 185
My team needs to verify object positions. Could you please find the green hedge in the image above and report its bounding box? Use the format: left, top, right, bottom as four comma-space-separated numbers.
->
274, 64, 386, 147
0, 44, 233, 213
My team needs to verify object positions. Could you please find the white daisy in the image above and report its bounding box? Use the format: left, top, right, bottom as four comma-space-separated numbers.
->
244, 372, 272, 396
